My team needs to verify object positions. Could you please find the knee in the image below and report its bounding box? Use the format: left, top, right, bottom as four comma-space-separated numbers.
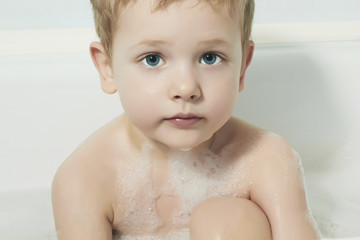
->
189, 197, 272, 240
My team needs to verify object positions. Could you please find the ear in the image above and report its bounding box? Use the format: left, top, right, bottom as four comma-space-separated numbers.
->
89, 42, 117, 94
239, 40, 255, 92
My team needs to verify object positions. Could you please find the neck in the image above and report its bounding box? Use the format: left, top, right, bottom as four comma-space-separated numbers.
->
124, 116, 216, 159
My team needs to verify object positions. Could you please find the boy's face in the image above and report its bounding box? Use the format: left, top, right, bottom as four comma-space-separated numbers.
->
101, 0, 252, 151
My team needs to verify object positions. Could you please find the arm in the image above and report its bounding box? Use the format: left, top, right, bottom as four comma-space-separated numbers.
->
52, 159, 114, 240
250, 135, 320, 240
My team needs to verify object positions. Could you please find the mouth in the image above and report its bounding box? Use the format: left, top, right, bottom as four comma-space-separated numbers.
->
164, 113, 203, 127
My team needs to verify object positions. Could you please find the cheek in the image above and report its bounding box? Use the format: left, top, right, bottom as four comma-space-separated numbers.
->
120, 87, 155, 114
120, 92, 159, 134
117, 76, 162, 129
204, 72, 239, 115
211, 88, 238, 116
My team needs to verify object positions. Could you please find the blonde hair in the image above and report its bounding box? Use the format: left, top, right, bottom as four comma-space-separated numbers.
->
90, 0, 255, 61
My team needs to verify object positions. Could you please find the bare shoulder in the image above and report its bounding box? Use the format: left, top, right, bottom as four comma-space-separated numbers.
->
238, 119, 302, 182
219, 117, 295, 155
222, 117, 302, 185
52, 115, 129, 201
52, 116, 129, 238
53, 116, 127, 188
228, 117, 298, 161
254, 130, 301, 177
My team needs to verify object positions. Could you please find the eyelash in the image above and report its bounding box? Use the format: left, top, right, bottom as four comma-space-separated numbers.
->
200, 52, 224, 65
139, 52, 225, 68
140, 53, 165, 67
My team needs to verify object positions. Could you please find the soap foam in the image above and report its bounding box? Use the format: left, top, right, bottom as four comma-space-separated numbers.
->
115, 143, 162, 234
113, 131, 319, 239
114, 138, 263, 237
115, 229, 190, 240
167, 147, 249, 226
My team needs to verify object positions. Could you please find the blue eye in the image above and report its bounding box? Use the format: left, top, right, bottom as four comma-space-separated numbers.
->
201, 53, 222, 65
142, 54, 164, 67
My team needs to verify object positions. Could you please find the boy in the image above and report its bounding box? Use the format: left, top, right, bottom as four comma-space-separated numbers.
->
52, 0, 320, 239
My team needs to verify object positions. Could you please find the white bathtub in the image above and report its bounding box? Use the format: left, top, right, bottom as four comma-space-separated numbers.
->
0, 25, 359, 239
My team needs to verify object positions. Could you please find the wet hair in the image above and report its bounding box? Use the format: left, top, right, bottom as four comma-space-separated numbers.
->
90, 0, 255, 62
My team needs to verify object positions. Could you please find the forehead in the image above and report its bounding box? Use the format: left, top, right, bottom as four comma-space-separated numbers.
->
116, 0, 241, 28
115, 0, 241, 41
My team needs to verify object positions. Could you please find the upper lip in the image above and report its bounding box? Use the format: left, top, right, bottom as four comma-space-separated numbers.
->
165, 113, 201, 120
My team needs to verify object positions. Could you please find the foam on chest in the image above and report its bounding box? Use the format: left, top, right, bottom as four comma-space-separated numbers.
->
115, 144, 253, 235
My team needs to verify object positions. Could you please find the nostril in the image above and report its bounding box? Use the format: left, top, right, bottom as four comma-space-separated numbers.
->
173, 95, 198, 101
172, 93, 200, 101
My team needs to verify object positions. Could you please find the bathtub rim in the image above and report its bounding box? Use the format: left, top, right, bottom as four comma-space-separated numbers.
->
0, 21, 360, 56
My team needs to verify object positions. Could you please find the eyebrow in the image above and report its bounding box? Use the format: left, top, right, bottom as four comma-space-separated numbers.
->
130, 38, 232, 50
130, 40, 170, 50
197, 39, 232, 48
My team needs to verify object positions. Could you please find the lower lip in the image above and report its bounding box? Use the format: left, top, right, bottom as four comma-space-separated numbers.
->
165, 117, 202, 127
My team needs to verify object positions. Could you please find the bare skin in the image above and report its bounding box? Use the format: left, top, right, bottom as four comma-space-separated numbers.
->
190, 197, 272, 240
52, 116, 319, 239
52, 1, 319, 239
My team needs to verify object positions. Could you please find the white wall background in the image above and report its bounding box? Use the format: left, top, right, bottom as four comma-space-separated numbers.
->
254, 0, 360, 23
0, 0, 360, 30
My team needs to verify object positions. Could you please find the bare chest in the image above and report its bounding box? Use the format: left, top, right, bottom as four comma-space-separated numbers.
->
112, 148, 253, 237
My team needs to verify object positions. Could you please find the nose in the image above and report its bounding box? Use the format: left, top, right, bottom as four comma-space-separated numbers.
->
169, 66, 202, 102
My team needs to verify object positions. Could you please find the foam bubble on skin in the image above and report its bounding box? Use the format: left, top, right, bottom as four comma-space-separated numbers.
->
113, 135, 263, 237
167, 146, 256, 227
115, 143, 163, 234
292, 149, 306, 190
169, 150, 224, 213
306, 210, 323, 238
253, 132, 306, 193
276, 147, 305, 191
294, 150, 322, 237
112, 130, 322, 239
254, 133, 321, 237
115, 229, 190, 240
